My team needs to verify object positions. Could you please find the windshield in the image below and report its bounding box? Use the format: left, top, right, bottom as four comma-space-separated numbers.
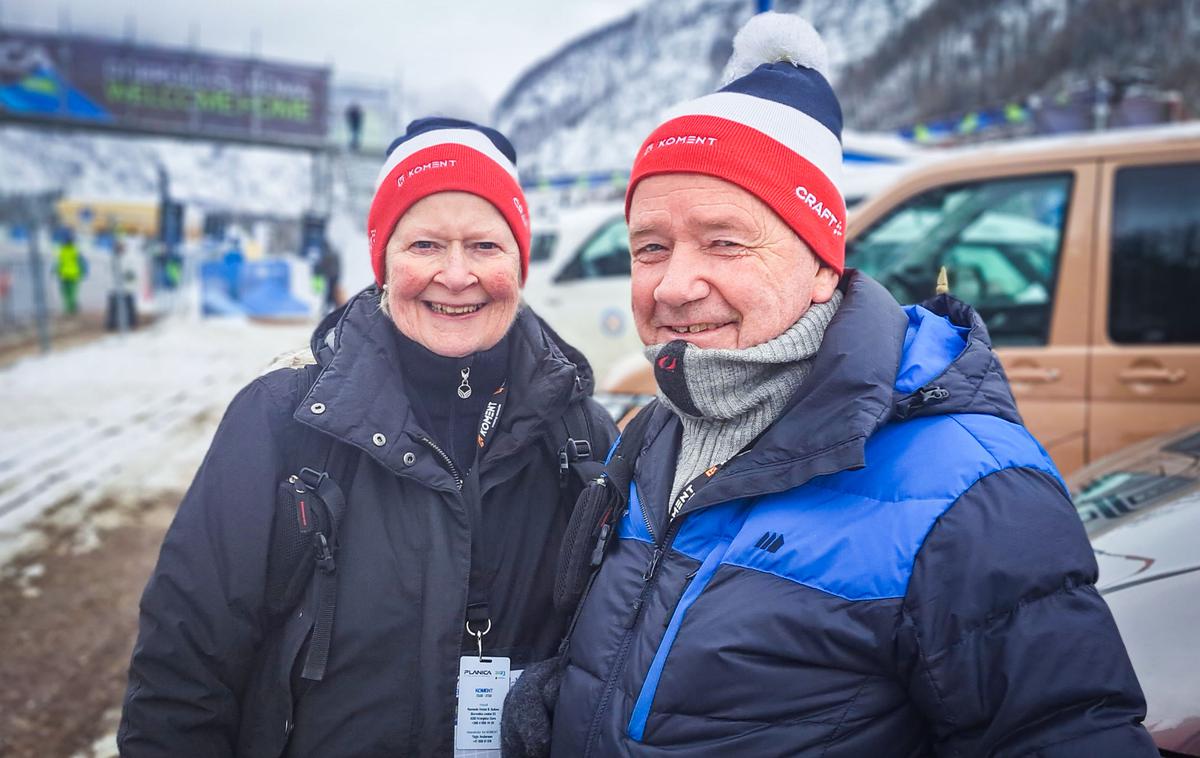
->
1069, 428, 1200, 534
846, 174, 1071, 346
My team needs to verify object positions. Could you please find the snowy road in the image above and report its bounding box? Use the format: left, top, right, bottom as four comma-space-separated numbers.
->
0, 316, 313, 564
0, 315, 313, 757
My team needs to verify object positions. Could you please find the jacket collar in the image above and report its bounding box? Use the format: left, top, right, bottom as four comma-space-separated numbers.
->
638, 270, 1020, 519
295, 288, 592, 489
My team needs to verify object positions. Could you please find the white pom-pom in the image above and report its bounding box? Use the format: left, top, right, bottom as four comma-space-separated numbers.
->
721, 12, 830, 84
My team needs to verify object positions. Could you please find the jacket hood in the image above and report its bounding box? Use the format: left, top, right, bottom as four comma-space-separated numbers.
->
890, 293, 1023, 425
646, 270, 1024, 513
296, 287, 595, 484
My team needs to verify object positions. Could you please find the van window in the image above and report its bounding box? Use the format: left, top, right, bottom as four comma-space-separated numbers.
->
529, 232, 557, 263
847, 174, 1072, 346
1110, 162, 1200, 344
555, 216, 630, 282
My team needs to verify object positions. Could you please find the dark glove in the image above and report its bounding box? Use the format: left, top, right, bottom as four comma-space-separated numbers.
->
502, 656, 565, 758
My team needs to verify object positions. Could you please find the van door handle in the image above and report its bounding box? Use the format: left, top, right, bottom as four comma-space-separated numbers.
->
1119, 366, 1187, 384
1007, 366, 1061, 384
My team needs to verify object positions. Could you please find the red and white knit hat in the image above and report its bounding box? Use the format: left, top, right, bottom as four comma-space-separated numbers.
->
626, 13, 846, 272
367, 117, 531, 286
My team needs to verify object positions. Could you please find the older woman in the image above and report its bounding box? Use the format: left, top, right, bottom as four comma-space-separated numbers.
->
119, 118, 616, 757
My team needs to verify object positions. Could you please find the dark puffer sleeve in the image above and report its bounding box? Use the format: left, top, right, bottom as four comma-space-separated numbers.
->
898, 466, 1158, 757
118, 373, 296, 756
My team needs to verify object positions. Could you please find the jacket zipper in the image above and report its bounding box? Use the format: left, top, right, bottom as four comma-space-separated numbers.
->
638, 488, 657, 542
583, 467, 748, 754
582, 516, 681, 757
418, 436, 463, 490
582, 448, 859, 750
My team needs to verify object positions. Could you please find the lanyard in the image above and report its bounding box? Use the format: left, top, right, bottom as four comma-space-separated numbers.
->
465, 381, 507, 655
474, 382, 506, 455
669, 461, 724, 520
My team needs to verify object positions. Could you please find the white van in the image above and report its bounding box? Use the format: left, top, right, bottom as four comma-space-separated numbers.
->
522, 202, 642, 381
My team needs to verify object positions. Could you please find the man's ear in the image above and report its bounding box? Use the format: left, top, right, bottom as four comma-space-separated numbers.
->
810, 266, 840, 304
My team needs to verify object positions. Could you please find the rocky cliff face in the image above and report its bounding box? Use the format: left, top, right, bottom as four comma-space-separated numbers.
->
495, 0, 1196, 177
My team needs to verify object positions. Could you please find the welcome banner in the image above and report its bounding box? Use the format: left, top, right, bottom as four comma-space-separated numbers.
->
0, 30, 330, 146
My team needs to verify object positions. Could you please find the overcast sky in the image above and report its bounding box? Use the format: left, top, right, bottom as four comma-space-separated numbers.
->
1, 0, 645, 106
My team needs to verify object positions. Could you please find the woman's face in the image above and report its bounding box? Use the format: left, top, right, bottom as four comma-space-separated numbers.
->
384, 192, 522, 357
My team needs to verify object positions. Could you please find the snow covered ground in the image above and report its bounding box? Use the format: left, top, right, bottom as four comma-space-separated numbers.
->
0, 313, 314, 567
0, 312, 315, 757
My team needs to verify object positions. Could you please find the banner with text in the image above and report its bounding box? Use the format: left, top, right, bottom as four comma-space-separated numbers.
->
0, 30, 330, 146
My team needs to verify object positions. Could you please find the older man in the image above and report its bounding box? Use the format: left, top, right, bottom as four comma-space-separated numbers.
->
535, 12, 1155, 758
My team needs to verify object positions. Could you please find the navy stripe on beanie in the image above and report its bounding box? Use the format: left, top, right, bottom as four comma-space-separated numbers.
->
387, 117, 519, 165
719, 62, 843, 141
368, 117, 530, 286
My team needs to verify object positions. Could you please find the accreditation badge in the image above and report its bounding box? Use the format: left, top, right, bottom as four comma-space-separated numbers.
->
455, 655, 514, 753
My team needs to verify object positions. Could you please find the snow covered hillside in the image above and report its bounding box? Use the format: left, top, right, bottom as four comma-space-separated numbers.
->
0, 126, 314, 216
495, 0, 1196, 177
493, 0, 935, 177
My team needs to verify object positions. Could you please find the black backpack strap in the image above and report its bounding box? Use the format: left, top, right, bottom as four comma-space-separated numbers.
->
553, 402, 658, 640
557, 398, 603, 490
264, 364, 360, 683
294, 460, 349, 682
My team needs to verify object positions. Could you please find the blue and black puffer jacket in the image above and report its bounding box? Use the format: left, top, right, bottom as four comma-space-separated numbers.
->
552, 272, 1155, 757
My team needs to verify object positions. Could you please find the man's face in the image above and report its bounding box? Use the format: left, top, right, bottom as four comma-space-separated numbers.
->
628, 173, 839, 350
384, 192, 521, 358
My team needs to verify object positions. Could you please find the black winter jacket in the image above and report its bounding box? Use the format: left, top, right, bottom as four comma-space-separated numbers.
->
553, 273, 1155, 757
119, 290, 616, 757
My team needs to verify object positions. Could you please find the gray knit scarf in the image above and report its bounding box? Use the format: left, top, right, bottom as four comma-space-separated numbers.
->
645, 289, 843, 512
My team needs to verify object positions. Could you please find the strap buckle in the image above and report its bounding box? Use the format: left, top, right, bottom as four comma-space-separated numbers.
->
298, 467, 328, 491
313, 532, 336, 573
559, 438, 593, 475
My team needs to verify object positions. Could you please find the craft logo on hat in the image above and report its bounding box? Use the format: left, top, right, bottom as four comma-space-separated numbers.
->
795, 185, 843, 238
512, 195, 529, 228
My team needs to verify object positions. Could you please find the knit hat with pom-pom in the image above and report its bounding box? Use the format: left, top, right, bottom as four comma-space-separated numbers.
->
626, 12, 846, 272
368, 117, 531, 287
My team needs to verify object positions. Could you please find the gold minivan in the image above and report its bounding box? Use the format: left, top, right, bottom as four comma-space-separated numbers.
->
601, 124, 1200, 474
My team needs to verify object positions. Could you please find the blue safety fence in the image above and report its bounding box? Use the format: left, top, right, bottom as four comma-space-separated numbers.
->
200, 258, 309, 318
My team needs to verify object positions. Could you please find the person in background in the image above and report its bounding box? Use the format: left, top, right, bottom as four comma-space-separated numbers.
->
313, 237, 343, 312
53, 228, 85, 317
105, 229, 140, 331
222, 232, 246, 301
346, 102, 364, 151
506, 12, 1156, 758
119, 117, 616, 757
